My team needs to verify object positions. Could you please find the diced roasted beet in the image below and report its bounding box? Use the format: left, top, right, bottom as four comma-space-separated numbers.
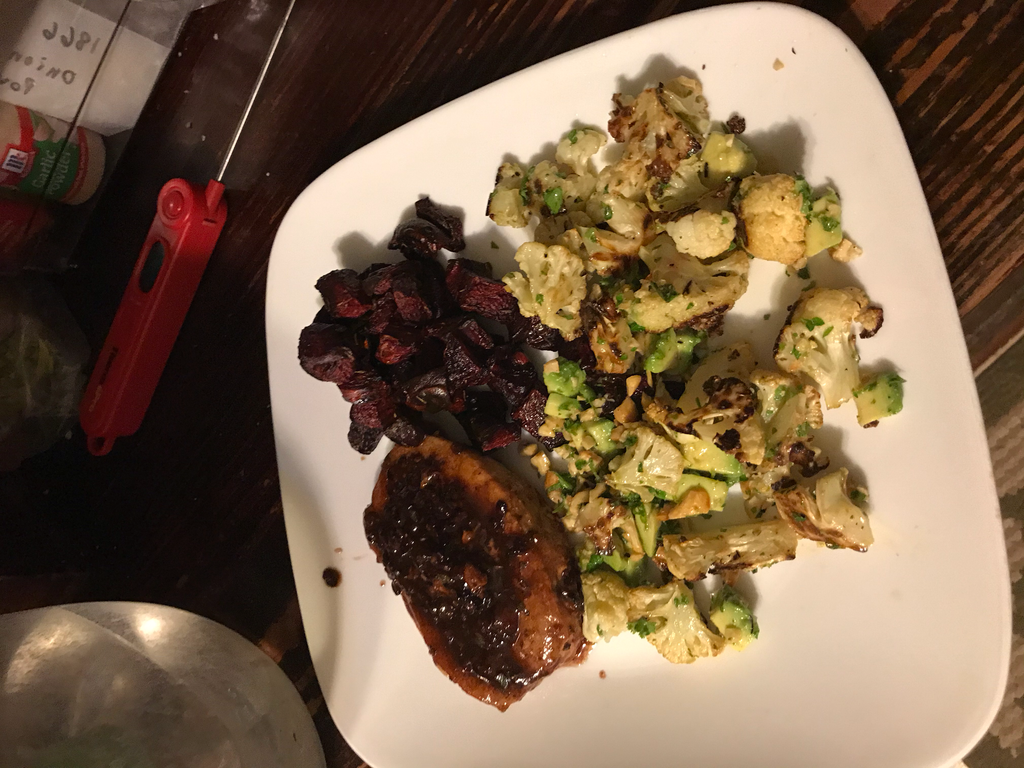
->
511, 388, 547, 439
445, 258, 519, 324
384, 408, 426, 446
539, 433, 566, 451
376, 325, 419, 365
510, 314, 561, 351
388, 219, 449, 261
338, 370, 387, 404
414, 197, 466, 252
367, 295, 397, 334
316, 269, 372, 318
457, 317, 496, 349
661, 380, 686, 400
392, 274, 435, 323
444, 333, 490, 390
298, 323, 358, 384
402, 368, 465, 413
458, 258, 494, 279
362, 262, 412, 296
487, 345, 539, 411
348, 420, 384, 454
455, 391, 519, 452
556, 333, 597, 371
359, 262, 392, 279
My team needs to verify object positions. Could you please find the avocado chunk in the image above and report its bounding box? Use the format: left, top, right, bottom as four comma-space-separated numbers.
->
853, 372, 905, 426
701, 132, 757, 187
543, 357, 588, 397
583, 418, 618, 455
644, 328, 703, 374
680, 435, 746, 485
805, 189, 843, 256
545, 392, 581, 419
709, 585, 759, 650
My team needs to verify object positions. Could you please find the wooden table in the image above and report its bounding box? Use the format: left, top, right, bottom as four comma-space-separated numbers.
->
2, 1, 1022, 765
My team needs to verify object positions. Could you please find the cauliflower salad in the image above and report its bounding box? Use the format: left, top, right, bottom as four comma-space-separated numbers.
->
488, 74, 905, 665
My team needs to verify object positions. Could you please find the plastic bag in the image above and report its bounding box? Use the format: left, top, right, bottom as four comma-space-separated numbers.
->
0, 275, 88, 470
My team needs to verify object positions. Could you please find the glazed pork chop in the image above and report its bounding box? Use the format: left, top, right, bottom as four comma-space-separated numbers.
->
364, 435, 587, 710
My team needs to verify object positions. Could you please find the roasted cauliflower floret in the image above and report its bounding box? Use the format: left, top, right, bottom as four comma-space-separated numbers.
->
582, 570, 631, 642
659, 520, 799, 582
772, 469, 873, 551
749, 368, 827, 476
624, 234, 750, 334
774, 287, 881, 409
627, 581, 724, 664
607, 424, 687, 501
487, 162, 530, 227
662, 209, 737, 261
555, 127, 607, 176
503, 242, 587, 338
736, 173, 807, 266
603, 76, 709, 205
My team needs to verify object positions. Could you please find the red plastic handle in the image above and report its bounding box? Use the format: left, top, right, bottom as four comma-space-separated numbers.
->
80, 179, 227, 455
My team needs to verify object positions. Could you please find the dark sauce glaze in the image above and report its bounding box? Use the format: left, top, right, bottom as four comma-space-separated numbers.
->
364, 454, 535, 692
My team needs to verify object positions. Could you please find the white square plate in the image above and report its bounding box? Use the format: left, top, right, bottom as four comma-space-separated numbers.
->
265, 5, 1010, 767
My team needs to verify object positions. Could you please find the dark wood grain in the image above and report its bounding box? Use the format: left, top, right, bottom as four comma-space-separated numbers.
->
1, 1, 1022, 765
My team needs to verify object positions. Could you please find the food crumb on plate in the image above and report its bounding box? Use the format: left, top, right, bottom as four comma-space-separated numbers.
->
380, 579, 386, 586
599, 670, 606, 679
334, 547, 343, 554
773, 58, 785, 70
322, 567, 341, 587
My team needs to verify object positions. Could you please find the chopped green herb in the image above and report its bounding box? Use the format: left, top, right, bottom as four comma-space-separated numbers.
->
490, 241, 499, 250
823, 325, 833, 337
544, 186, 564, 214
654, 283, 679, 302
651, 488, 667, 499
826, 542, 841, 549
850, 489, 868, 503
721, 215, 729, 225
673, 594, 690, 607
794, 175, 813, 217
628, 321, 645, 334
627, 617, 658, 638
795, 421, 810, 437
585, 228, 598, 243
602, 203, 613, 220
796, 266, 811, 280
535, 293, 544, 304
792, 345, 801, 359
763, 313, 771, 320
596, 624, 604, 636
585, 552, 604, 572
686, 301, 694, 310
615, 293, 624, 304
819, 215, 840, 232
791, 512, 807, 522
567, 129, 578, 144
801, 280, 817, 292
624, 433, 638, 447
802, 316, 825, 331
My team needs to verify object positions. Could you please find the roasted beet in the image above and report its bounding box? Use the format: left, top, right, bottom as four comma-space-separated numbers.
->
367, 295, 397, 334
511, 388, 548, 439
316, 269, 372, 318
415, 197, 466, 251
445, 258, 519, 324
377, 326, 419, 365
510, 315, 561, 351
444, 334, 490, 390
388, 219, 449, 260
298, 323, 358, 384
385, 408, 426, 446
457, 317, 496, 349
338, 369, 387, 404
349, 420, 384, 454
456, 391, 519, 452
487, 346, 539, 411
556, 333, 598, 371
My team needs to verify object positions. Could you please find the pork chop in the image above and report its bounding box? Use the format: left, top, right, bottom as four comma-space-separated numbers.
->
364, 435, 587, 710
